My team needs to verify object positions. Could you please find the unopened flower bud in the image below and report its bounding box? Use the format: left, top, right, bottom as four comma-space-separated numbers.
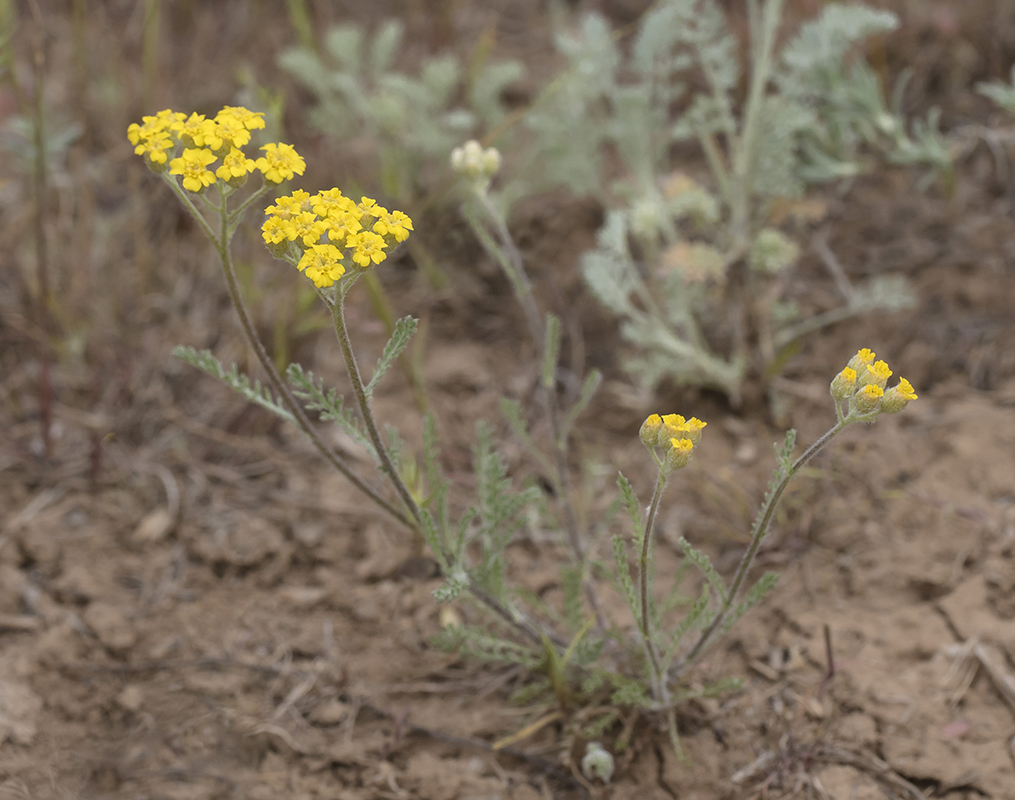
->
581, 742, 614, 784
482, 147, 502, 177
830, 367, 856, 403
880, 377, 918, 414
451, 140, 501, 183
665, 437, 694, 472
639, 414, 662, 448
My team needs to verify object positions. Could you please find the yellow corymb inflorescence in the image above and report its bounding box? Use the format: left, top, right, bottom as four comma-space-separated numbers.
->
128, 105, 300, 189
640, 412, 706, 473
832, 348, 918, 418
261, 188, 413, 287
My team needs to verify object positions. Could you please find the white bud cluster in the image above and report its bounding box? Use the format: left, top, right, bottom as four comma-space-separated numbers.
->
581, 741, 615, 784
450, 139, 502, 183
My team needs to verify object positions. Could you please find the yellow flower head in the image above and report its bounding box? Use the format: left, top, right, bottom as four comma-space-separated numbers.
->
847, 348, 876, 372
265, 190, 312, 221
830, 366, 857, 403
357, 197, 381, 218
853, 383, 884, 415
169, 147, 217, 192
297, 244, 346, 288
665, 437, 695, 472
881, 377, 918, 414
373, 209, 414, 243
134, 135, 174, 168
255, 143, 306, 184
261, 215, 289, 245
349, 230, 388, 268
286, 211, 328, 247
172, 112, 213, 147
639, 414, 662, 448
325, 211, 364, 245
312, 188, 358, 219
128, 114, 169, 146
215, 147, 256, 181
211, 112, 252, 150
219, 105, 266, 131
683, 417, 707, 445
865, 360, 892, 390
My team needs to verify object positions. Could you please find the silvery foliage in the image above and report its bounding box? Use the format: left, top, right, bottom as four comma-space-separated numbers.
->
278, 20, 523, 199
517, 1, 934, 399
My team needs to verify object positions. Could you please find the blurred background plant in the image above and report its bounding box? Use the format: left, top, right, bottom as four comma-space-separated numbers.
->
525, 0, 945, 406
273, 1, 956, 410
278, 16, 523, 207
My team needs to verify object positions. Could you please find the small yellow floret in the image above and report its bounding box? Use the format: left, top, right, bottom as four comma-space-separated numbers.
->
866, 360, 893, 389
298, 244, 346, 288
312, 188, 358, 219
215, 147, 256, 180
169, 147, 218, 192
665, 437, 695, 471
853, 383, 884, 415
262, 216, 288, 245
350, 230, 388, 267
373, 209, 414, 243
286, 211, 328, 247
255, 143, 306, 184
881, 377, 918, 414
135, 135, 174, 166
325, 212, 364, 245
211, 113, 252, 150
172, 112, 213, 147
219, 106, 266, 131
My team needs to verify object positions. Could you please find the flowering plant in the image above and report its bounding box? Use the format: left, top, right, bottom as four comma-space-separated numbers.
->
130, 110, 919, 772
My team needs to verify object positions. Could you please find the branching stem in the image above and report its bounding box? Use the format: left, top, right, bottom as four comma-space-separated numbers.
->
162, 175, 413, 528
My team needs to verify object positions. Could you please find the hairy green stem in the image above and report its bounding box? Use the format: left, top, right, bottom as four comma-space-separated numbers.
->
671, 420, 845, 679
640, 471, 669, 703
468, 189, 608, 634
330, 283, 422, 525
329, 280, 566, 650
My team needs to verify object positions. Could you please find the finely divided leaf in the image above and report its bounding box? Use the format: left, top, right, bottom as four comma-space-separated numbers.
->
173, 347, 294, 423
365, 316, 418, 400
286, 362, 376, 458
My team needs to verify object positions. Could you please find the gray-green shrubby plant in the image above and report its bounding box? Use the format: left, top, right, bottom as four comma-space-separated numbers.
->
274, 4, 947, 405
513, 0, 942, 403
278, 20, 523, 202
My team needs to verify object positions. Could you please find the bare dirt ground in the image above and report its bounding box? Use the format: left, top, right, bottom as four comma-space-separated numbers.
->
1, 2, 1014, 799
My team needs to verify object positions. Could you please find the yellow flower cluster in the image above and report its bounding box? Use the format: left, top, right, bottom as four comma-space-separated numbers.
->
127, 106, 305, 191
830, 348, 918, 417
261, 189, 413, 288
639, 413, 707, 473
